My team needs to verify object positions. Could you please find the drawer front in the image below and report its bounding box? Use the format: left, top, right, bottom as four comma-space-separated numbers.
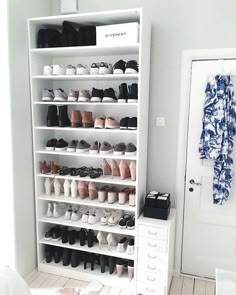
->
138, 236, 167, 252
138, 248, 168, 264
138, 224, 168, 240
138, 269, 166, 284
137, 281, 165, 295
138, 259, 168, 272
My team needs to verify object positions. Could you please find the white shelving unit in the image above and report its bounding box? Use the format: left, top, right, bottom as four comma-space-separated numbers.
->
28, 8, 150, 291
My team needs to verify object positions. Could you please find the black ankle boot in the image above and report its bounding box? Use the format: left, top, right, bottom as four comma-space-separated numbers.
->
46, 105, 58, 127
89, 253, 96, 271
79, 229, 87, 246
58, 105, 70, 127
109, 256, 116, 274
83, 252, 89, 269
118, 83, 128, 102
68, 230, 77, 245
61, 227, 68, 244
62, 248, 71, 266
71, 250, 80, 268
61, 21, 78, 47
128, 83, 138, 102
45, 245, 53, 263
100, 255, 107, 273
87, 230, 95, 248
53, 247, 62, 263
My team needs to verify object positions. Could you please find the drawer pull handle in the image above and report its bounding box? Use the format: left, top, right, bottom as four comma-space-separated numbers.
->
146, 287, 155, 293
148, 242, 157, 247
147, 265, 157, 270
146, 276, 156, 282
148, 253, 157, 259
148, 230, 158, 235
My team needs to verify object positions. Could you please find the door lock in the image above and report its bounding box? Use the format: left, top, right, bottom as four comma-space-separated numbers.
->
189, 179, 202, 186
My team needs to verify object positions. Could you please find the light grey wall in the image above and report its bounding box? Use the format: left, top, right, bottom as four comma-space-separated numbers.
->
51, 0, 236, 204
8, 0, 51, 277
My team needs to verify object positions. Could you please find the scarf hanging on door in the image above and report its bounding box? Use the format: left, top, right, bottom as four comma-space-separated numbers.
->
199, 75, 236, 204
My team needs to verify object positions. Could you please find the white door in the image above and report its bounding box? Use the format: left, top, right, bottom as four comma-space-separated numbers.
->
182, 59, 236, 278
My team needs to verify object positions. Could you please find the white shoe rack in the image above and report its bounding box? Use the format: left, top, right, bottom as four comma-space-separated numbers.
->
28, 8, 150, 291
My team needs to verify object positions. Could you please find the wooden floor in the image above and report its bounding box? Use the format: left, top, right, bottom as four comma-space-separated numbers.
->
26, 271, 216, 294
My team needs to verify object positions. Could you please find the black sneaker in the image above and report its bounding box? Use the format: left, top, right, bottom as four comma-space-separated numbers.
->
61, 21, 77, 47
118, 83, 128, 103
46, 105, 58, 127
55, 138, 68, 151
91, 88, 104, 102
45, 226, 59, 241
51, 227, 62, 242
119, 214, 132, 229
46, 138, 57, 151
127, 216, 135, 230
114, 60, 126, 74
125, 60, 138, 74
120, 117, 129, 130
128, 83, 138, 103
103, 88, 117, 103
128, 117, 137, 130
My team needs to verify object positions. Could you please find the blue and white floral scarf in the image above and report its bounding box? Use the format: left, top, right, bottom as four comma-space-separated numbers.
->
199, 75, 236, 204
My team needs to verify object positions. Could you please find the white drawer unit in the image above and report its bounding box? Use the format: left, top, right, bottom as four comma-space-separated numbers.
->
136, 209, 176, 295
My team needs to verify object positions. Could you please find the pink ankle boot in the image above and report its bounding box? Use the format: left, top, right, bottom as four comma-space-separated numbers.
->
129, 161, 136, 181
78, 181, 88, 199
89, 182, 98, 200
101, 159, 111, 176
119, 160, 131, 180
111, 160, 120, 177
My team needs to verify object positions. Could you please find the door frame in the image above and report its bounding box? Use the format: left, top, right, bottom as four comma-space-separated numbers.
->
175, 48, 236, 275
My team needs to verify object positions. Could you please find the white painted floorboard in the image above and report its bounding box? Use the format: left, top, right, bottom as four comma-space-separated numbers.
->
27, 271, 215, 295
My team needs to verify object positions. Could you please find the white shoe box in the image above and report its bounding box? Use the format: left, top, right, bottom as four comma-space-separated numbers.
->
96, 22, 139, 46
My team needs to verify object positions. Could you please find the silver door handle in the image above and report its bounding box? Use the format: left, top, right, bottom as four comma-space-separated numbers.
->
189, 179, 202, 186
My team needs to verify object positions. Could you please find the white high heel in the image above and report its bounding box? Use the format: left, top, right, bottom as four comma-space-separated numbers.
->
63, 179, 71, 197
97, 231, 108, 249
44, 178, 52, 195
46, 202, 53, 217
54, 179, 62, 196
71, 180, 78, 198
107, 233, 117, 250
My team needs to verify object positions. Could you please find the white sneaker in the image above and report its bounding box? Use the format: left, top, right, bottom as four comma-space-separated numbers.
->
99, 62, 113, 75
64, 208, 72, 220
76, 64, 89, 75
117, 237, 128, 252
43, 65, 53, 75
52, 65, 66, 75
66, 65, 76, 75
46, 202, 53, 218
53, 203, 65, 218
81, 208, 90, 223
71, 210, 80, 221
108, 210, 122, 226
126, 239, 135, 255
90, 63, 99, 75
101, 210, 113, 225
88, 209, 103, 224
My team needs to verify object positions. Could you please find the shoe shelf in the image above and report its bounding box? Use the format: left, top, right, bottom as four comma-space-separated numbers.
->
38, 194, 136, 212
32, 74, 139, 81
35, 150, 137, 161
39, 239, 134, 260
34, 126, 138, 134
38, 260, 134, 288
37, 173, 136, 187
38, 216, 135, 236
29, 7, 150, 291
30, 44, 139, 57
33, 102, 138, 107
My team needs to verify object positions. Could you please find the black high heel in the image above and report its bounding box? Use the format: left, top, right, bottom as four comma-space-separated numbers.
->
109, 256, 116, 274
100, 255, 107, 273
83, 252, 89, 269
89, 253, 96, 271
79, 228, 87, 246
87, 230, 96, 248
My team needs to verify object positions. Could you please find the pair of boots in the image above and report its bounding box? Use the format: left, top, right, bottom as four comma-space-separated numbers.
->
46, 106, 94, 128
119, 83, 138, 102
101, 159, 136, 181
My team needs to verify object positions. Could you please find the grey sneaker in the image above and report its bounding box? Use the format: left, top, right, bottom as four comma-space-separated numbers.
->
42, 89, 54, 101
125, 143, 137, 156
68, 89, 79, 102
76, 140, 91, 153
54, 88, 67, 102
89, 141, 101, 154
114, 142, 126, 155
100, 141, 113, 154
67, 140, 78, 152
78, 90, 91, 102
